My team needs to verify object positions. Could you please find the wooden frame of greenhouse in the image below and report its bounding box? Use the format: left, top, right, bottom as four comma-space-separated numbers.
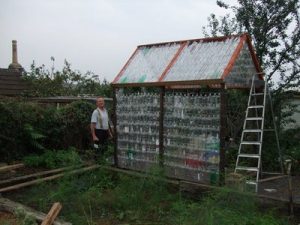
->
111, 33, 263, 185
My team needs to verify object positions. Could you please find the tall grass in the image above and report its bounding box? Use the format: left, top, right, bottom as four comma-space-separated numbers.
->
8, 166, 289, 225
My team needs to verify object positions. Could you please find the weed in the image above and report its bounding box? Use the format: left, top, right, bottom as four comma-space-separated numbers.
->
15, 206, 38, 225
23, 147, 82, 169
9, 166, 290, 225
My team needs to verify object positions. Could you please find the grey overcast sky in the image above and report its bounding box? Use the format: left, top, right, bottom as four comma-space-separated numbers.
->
0, 0, 236, 82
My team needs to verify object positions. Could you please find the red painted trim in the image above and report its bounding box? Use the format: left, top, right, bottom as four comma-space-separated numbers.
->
221, 34, 247, 80
158, 42, 187, 82
112, 48, 139, 84
245, 34, 264, 80
138, 34, 243, 48
111, 79, 224, 88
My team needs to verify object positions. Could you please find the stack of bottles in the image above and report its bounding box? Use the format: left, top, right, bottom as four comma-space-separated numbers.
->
116, 90, 222, 183
116, 91, 160, 169
163, 91, 221, 179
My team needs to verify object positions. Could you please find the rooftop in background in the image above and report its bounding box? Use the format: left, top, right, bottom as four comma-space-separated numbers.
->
112, 33, 263, 88
0, 40, 25, 96
0, 68, 25, 96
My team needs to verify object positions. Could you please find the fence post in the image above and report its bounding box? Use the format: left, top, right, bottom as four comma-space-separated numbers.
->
159, 87, 165, 168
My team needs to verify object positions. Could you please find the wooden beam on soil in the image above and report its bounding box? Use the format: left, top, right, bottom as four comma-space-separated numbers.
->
258, 175, 287, 183
0, 165, 100, 193
0, 197, 71, 225
101, 166, 300, 206
101, 165, 180, 185
41, 202, 62, 225
0, 165, 82, 186
0, 163, 24, 173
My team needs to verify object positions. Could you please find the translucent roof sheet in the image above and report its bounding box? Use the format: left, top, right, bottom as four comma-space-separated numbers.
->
163, 38, 239, 81
113, 34, 262, 86
116, 43, 181, 83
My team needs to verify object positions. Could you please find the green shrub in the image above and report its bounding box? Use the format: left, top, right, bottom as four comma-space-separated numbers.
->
0, 98, 95, 161
280, 127, 300, 174
0, 99, 47, 160
59, 100, 94, 150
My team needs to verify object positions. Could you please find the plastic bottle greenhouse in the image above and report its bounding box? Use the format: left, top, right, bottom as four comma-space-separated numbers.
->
111, 33, 264, 185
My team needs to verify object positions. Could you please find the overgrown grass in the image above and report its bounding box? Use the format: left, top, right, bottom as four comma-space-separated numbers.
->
22, 147, 82, 169
6, 166, 289, 225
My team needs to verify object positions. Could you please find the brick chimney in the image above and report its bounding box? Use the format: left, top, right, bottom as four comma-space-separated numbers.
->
8, 40, 22, 70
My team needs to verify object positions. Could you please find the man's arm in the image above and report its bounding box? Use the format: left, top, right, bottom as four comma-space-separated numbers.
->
108, 120, 113, 139
91, 123, 98, 141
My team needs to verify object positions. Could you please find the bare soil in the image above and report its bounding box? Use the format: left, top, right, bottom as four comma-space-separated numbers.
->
0, 211, 18, 225
259, 176, 300, 204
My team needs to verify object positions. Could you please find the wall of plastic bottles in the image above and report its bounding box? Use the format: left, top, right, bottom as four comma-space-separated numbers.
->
116, 90, 161, 171
224, 44, 258, 87
163, 91, 220, 183
116, 89, 221, 184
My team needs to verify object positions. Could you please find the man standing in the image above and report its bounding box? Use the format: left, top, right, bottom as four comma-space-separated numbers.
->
90, 97, 112, 160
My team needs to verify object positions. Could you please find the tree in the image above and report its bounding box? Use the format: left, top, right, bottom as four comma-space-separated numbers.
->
22, 59, 112, 97
203, 0, 300, 91
203, 0, 300, 128
203, 0, 300, 170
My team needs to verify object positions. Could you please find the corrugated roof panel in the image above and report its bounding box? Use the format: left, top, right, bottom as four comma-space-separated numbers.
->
163, 37, 240, 81
116, 43, 181, 83
225, 44, 258, 87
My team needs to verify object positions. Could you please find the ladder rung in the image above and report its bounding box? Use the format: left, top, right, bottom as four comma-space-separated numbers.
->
248, 105, 264, 109
246, 117, 263, 120
251, 93, 264, 96
238, 154, 260, 158
243, 129, 262, 133
241, 141, 261, 145
236, 166, 259, 172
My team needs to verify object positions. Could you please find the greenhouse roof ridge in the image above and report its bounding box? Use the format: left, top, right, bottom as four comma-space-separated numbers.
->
113, 33, 263, 88
137, 34, 245, 47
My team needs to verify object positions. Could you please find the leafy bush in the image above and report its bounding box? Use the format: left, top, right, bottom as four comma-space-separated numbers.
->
0, 99, 47, 160
23, 148, 82, 169
22, 60, 112, 98
0, 98, 95, 161
280, 128, 300, 174
59, 100, 94, 150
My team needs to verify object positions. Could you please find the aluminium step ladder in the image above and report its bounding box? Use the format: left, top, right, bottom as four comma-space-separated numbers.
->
234, 74, 283, 192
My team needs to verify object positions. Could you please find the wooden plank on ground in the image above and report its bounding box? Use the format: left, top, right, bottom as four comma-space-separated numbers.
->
102, 165, 180, 185
0, 197, 71, 225
0, 166, 76, 186
259, 175, 286, 183
41, 202, 62, 225
0, 165, 100, 193
0, 163, 24, 173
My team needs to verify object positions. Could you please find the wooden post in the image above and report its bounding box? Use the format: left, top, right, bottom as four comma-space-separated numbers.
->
112, 87, 118, 167
41, 202, 62, 225
219, 83, 226, 186
285, 159, 294, 217
159, 87, 165, 167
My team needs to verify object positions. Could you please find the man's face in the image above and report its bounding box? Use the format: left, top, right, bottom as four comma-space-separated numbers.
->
97, 98, 105, 108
